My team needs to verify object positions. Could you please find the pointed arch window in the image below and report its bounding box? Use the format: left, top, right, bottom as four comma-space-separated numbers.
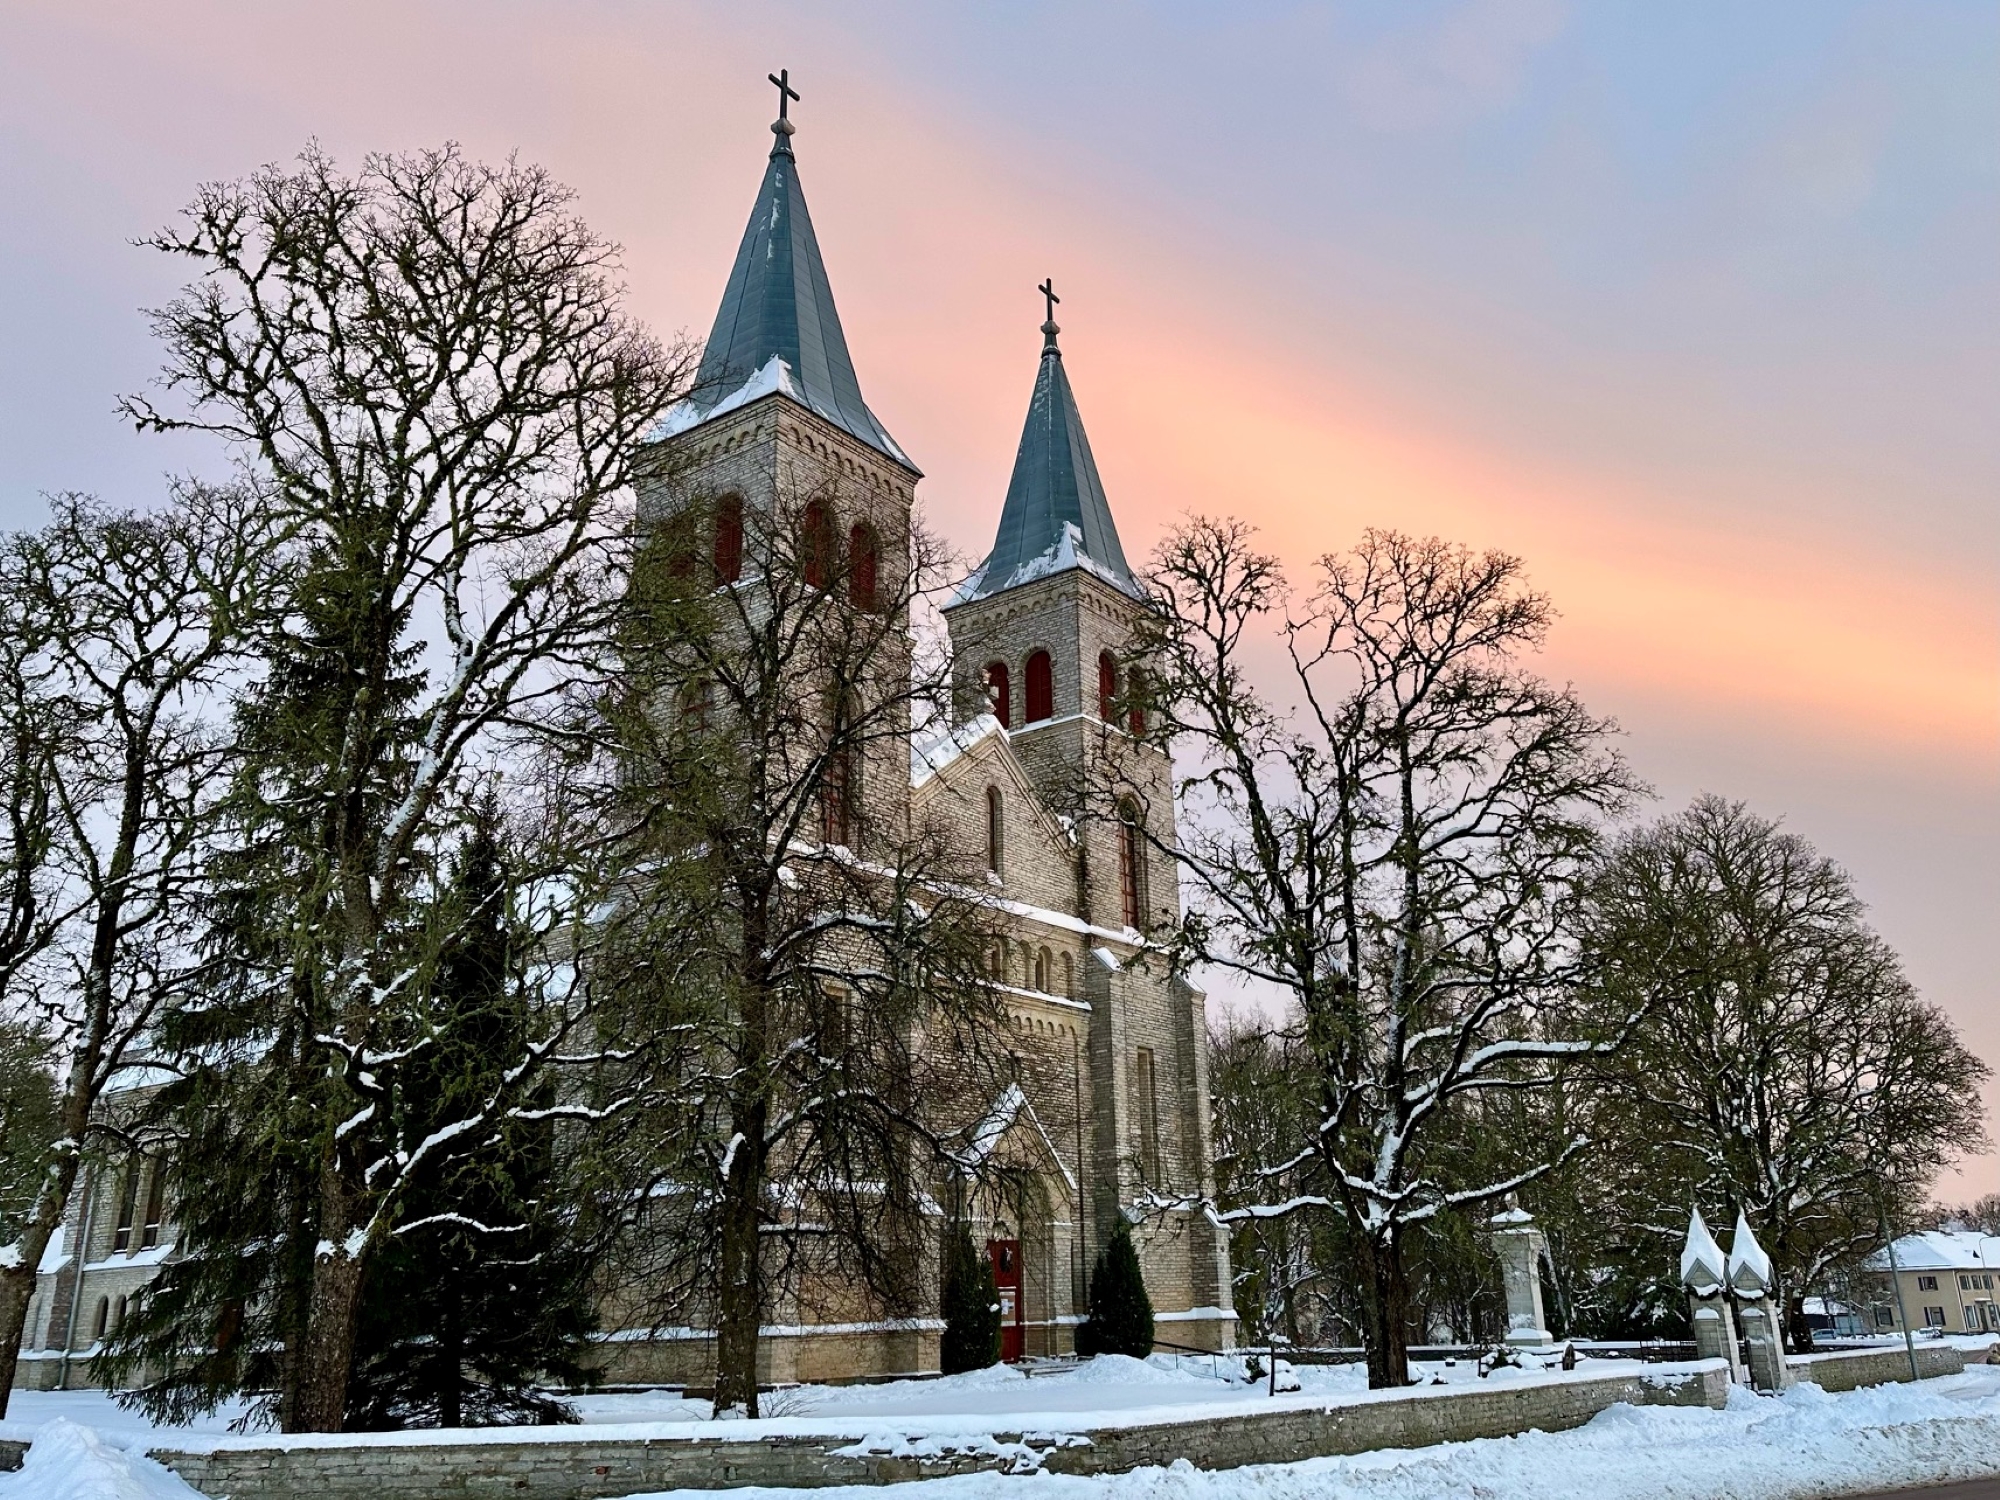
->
848, 523, 880, 612
984, 661, 1011, 728
1025, 650, 1054, 723
141, 1158, 167, 1249
1098, 652, 1119, 722
1125, 665, 1147, 736
986, 786, 1004, 875
113, 1156, 141, 1253
712, 494, 744, 583
820, 745, 857, 848
802, 500, 836, 591
1118, 798, 1145, 930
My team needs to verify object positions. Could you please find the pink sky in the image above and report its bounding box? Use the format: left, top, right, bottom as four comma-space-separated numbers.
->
1, 2, 1995, 1191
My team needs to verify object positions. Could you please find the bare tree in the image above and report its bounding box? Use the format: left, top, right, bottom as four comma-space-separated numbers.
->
562, 467, 1009, 1416
122, 144, 692, 1431
1132, 520, 1644, 1387
0, 488, 271, 1416
1584, 795, 1988, 1349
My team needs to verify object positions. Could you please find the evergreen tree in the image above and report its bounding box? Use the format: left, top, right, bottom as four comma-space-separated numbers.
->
1076, 1217, 1154, 1359
938, 1225, 1000, 1375
345, 813, 601, 1429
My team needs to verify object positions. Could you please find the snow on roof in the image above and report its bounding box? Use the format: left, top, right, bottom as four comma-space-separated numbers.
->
950, 521, 1145, 607
910, 712, 1004, 789
1727, 1211, 1774, 1294
645, 354, 800, 444
950, 1082, 1077, 1190
1679, 1208, 1726, 1290
1868, 1229, 2000, 1272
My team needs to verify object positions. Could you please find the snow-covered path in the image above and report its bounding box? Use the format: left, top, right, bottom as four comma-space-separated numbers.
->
7, 1361, 2000, 1500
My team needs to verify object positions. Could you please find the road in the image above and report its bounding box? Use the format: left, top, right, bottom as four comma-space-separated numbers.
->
1844, 1484, 2000, 1499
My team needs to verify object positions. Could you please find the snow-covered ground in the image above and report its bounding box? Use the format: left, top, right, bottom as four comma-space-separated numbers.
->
7, 1355, 2000, 1499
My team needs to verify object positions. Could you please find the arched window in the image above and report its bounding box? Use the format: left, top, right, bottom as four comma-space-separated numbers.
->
113, 1295, 128, 1333
113, 1157, 140, 1253
848, 523, 880, 612
986, 786, 1004, 875
1025, 650, 1054, 723
141, 1157, 168, 1249
820, 744, 857, 848
92, 1297, 109, 1342
802, 499, 836, 590
1126, 665, 1147, 736
984, 661, 1011, 728
1062, 952, 1075, 999
1098, 651, 1119, 721
1118, 799, 1145, 930
1034, 948, 1051, 992
712, 493, 744, 583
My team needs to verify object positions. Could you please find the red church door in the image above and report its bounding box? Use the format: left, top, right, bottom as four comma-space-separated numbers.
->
987, 1239, 1024, 1362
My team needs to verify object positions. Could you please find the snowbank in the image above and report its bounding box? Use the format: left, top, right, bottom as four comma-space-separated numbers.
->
0, 1420, 209, 1500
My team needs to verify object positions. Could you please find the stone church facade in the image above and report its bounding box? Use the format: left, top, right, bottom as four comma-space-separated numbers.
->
10, 93, 1234, 1395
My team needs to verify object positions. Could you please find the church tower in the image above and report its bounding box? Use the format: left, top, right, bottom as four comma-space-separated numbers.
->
636, 73, 920, 845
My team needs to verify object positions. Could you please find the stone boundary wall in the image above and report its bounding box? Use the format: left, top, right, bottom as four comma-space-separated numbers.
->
130, 1365, 1731, 1499
1787, 1341, 1968, 1391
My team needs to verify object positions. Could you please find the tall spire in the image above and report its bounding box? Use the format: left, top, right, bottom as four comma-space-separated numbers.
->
960, 285, 1139, 603
650, 71, 913, 469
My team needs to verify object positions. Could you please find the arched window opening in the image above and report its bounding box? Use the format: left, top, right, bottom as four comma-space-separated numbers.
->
986, 786, 1004, 875
1098, 652, 1119, 721
1118, 799, 1145, 930
113, 1296, 128, 1334
802, 499, 836, 590
142, 1157, 168, 1249
92, 1297, 109, 1342
819, 744, 857, 849
1126, 665, 1147, 736
1025, 650, 1054, 723
848, 523, 880, 612
113, 1157, 140, 1253
984, 661, 1011, 729
1034, 948, 1052, 992
712, 493, 744, 583
1062, 952, 1075, 999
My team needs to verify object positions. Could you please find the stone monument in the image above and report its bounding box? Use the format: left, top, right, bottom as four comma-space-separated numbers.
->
1490, 1201, 1554, 1348
1679, 1208, 1745, 1384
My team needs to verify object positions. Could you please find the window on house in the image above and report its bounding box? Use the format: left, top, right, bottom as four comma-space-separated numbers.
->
1025, 650, 1054, 723
677, 676, 713, 731
113, 1158, 141, 1253
1118, 799, 1145, 929
712, 493, 744, 583
1134, 1047, 1161, 1184
848, 523, 880, 612
986, 786, 1004, 875
802, 499, 835, 590
141, 1159, 167, 1249
985, 662, 1011, 728
1919, 1275, 1939, 1291
1925, 1306, 1947, 1328
1875, 1307, 1894, 1328
1970, 1307, 1985, 1332
1098, 651, 1118, 721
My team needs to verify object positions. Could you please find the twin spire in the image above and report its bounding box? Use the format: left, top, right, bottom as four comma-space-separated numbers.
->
671, 74, 1138, 602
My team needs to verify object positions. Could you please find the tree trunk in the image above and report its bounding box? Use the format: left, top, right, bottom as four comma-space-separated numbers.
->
1359, 1231, 1413, 1390
438, 1282, 463, 1429
712, 1100, 768, 1418
291, 1166, 368, 1432
0, 1259, 36, 1416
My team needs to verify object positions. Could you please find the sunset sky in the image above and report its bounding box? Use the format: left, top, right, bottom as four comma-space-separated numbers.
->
2, 3, 1995, 1187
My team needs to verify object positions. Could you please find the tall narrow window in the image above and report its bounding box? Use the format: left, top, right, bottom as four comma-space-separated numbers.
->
984, 661, 1011, 728
848, 523, 880, 612
1118, 799, 1144, 929
1098, 652, 1119, 721
141, 1159, 167, 1249
820, 745, 856, 847
1062, 952, 1075, 998
986, 786, 1004, 875
802, 499, 835, 590
92, 1297, 109, 1342
1034, 947, 1052, 992
712, 493, 744, 583
1024, 650, 1054, 723
1134, 1047, 1161, 1184
1125, 665, 1147, 736
112, 1157, 140, 1253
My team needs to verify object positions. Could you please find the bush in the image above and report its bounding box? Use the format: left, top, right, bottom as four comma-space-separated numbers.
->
940, 1225, 1002, 1373
1076, 1215, 1154, 1358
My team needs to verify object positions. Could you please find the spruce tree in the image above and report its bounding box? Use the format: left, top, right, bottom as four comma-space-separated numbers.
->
939, 1225, 1001, 1375
1076, 1216, 1154, 1359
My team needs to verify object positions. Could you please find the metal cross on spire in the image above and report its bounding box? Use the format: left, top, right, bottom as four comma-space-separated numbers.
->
1038, 278, 1061, 351
769, 68, 800, 121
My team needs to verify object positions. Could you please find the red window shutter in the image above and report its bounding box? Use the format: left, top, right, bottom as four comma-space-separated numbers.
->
1025, 650, 1053, 723
1098, 652, 1118, 721
712, 494, 744, 583
848, 523, 879, 612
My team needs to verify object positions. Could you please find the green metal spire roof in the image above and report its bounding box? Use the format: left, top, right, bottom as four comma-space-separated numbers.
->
652, 107, 913, 470
959, 312, 1140, 603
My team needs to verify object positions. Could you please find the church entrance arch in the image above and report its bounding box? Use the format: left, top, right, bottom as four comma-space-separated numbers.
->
987, 1238, 1024, 1362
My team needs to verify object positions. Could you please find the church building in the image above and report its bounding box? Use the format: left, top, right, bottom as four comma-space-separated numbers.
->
604, 85, 1235, 1380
